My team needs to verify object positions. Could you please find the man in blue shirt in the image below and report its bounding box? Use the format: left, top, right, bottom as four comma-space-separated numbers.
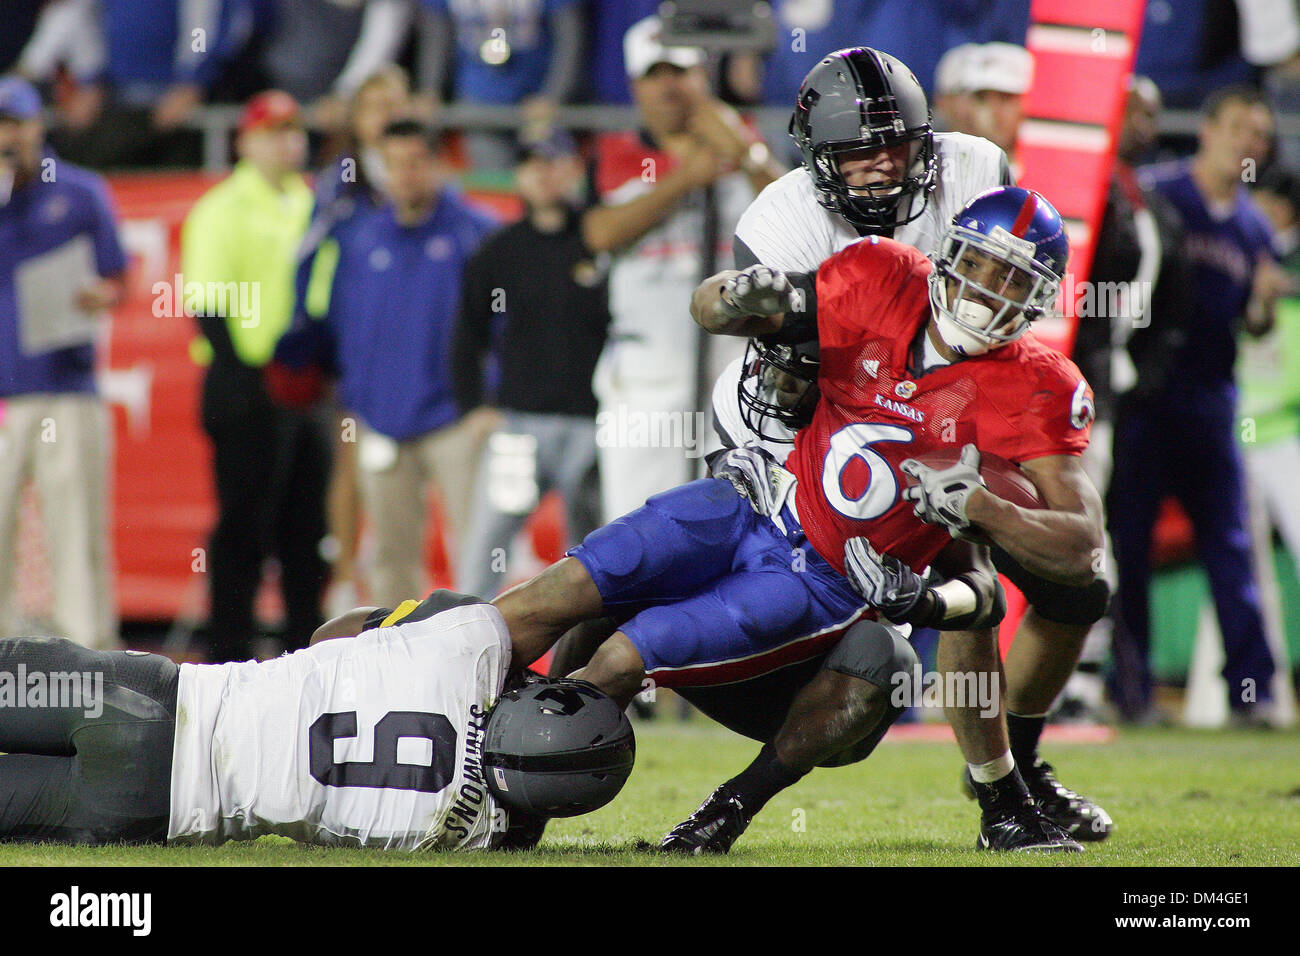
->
0, 76, 127, 651
1110, 84, 1288, 725
291, 66, 413, 616
416, 0, 584, 170
275, 120, 498, 607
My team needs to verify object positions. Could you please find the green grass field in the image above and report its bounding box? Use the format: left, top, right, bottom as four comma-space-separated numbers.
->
1, 722, 1297, 867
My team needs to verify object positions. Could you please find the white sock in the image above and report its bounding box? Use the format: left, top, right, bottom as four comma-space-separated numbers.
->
968, 750, 1016, 784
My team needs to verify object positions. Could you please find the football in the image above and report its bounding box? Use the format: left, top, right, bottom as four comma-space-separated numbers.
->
903, 448, 1044, 511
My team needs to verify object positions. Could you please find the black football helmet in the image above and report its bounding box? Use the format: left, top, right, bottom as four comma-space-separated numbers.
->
483, 678, 635, 819
789, 48, 937, 230
737, 338, 821, 442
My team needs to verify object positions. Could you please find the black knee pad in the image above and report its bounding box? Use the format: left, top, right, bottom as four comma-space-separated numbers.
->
823, 619, 919, 690
1020, 576, 1111, 626
991, 546, 1112, 626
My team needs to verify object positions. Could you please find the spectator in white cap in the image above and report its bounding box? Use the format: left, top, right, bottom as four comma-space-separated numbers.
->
581, 15, 783, 527
933, 42, 979, 134
962, 42, 1034, 166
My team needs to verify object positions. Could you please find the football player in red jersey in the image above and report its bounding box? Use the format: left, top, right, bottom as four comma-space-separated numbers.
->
681, 186, 1105, 851
495, 188, 1099, 854
695, 49, 1114, 848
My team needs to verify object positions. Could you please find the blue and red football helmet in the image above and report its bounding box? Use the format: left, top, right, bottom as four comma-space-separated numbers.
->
928, 186, 1070, 356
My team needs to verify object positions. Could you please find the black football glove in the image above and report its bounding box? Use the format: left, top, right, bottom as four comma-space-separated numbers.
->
843, 537, 926, 623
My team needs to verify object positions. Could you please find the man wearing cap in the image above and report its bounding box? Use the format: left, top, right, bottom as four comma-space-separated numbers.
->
0, 75, 126, 651
452, 128, 610, 598
584, 15, 782, 525
932, 43, 978, 134
273, 119, 498, 608
958, 43, 1034, 175
181, 89, 329, 663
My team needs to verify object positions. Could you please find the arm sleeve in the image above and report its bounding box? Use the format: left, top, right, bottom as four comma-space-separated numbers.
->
733, 180, 834, 272
364, 589, 487, 630
415, 4, 454, 96
16, 0, 104, 82
180, 194, 243, 362
362, 606, 400, 631
450, 242, 497, 411
812, 240, 920, 348
179, 196, 234, 313
333, 0, 416, 97
539, 1, 584, 101
732, 235, 761, 269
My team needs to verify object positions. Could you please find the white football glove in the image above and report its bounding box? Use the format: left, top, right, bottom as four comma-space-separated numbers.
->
900, 443, 986, 539
711, 446, 778, 516
843, 537, 926, 623
719, 265, 794, 319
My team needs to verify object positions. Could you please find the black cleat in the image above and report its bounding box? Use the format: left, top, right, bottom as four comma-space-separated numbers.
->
661, 785, 753, 855
962, 769, 1083, 852
1020, 760, 1114, 842
963, 763, 1111, 844
977, 802, 1083, 853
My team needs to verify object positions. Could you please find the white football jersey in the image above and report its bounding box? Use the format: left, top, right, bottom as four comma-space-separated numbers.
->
733, 132, 1010, 271
168, 600, 511, 850
715, 132, 1009, 451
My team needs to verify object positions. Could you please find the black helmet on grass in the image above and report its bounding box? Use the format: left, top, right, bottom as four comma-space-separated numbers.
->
483, 678, 635, 818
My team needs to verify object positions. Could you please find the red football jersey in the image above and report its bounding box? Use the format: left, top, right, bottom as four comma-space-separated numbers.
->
787, 236, 1094, 575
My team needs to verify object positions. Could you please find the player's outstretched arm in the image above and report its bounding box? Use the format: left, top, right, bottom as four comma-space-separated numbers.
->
493, 557, 606, 671
691, 265, 811, 338
964, 454, 1104, 588
310, 606, 385, 645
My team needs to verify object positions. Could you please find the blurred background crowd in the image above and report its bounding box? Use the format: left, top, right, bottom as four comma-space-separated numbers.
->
3, 0, 1300, 729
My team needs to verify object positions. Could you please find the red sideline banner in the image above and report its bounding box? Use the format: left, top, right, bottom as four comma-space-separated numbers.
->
103, 173, 220, 621
999, 0, 1147, 649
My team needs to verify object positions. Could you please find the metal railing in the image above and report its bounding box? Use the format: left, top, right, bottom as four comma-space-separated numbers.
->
180, 104, 1300, 172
